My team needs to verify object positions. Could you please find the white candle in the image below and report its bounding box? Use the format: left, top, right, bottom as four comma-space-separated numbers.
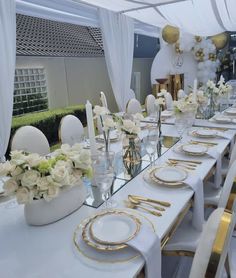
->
85, 100, 97, 155
193, 78, 198, 103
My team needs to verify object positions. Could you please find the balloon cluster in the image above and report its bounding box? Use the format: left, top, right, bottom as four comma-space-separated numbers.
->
192, 38, 220, 83
161, 25, 228, 85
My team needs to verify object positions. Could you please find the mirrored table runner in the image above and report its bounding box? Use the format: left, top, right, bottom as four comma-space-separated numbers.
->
84, 136, 179, 208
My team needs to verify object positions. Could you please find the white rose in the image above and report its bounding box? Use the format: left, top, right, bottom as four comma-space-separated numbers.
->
60, 144, 71, 154
26, 153, 42, 167
16, 187, 32, 204
36, 176, 49, 190
21, 170, 40, 188
11, 166, 23, 177
43, 185, 59, 201
71, 143, 83, 152
71, 149, 91, 170
3, 178, 18, 194
10, 150, 27, 165
0, 161, 15, 176
103, 117, 116, 130
50, 163, 70, 185
155, 98, 165, 106
93, 105, 109, 117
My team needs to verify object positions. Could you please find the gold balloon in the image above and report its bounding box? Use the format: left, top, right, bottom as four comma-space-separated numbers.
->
210, 33, 228, 50
162, 25, 180, 44
195, 36, 202, 43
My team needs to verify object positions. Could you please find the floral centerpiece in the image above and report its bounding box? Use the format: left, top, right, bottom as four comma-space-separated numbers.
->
173, 95, 198, 114
93, 105, 117, 152
0, 144, 92, 225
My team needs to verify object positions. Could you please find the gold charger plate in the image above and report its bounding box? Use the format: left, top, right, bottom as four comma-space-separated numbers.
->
73, 209, 155, 264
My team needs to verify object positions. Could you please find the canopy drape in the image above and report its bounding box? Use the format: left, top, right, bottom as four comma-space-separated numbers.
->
0, 0, 16, 161
99, 8, 134, 111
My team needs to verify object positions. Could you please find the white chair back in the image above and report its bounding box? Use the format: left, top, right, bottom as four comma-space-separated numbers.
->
164, 92, 173, 110
11, 126, 50, 155
229, 141, 236, 167
189, 208, 235, 278
218, 160, 236, 209
177, 89, 186, 100
100, 91, 108, 109
126, 98, 142, 114
59, 115, 84, 146
145, 94, 156, 116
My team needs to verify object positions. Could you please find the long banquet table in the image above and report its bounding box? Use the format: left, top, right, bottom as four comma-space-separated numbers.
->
0, 123, 235, 278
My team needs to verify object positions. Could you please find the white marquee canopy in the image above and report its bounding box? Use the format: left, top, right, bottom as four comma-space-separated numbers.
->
1, 0, 236, 160
15, 0, 236, 37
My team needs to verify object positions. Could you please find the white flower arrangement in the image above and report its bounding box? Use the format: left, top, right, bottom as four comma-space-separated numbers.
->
120, 119, 141, 135
217, 75, 232, 97
0, 144, 92, 204
93, 105, 116, 131
173, 96, 198, 114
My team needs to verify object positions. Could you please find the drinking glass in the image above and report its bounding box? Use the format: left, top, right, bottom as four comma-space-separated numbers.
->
143, 131, 159, 167
175, 116, 186, 142
92, 151, 115, 208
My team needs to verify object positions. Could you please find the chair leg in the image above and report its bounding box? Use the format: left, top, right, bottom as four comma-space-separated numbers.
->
225, 253, 231, 278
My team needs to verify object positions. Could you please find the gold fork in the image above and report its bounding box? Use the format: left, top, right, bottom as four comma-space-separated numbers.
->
124, 200, 162, 216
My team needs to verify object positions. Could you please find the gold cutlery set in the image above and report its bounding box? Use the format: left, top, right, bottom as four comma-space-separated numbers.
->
125, 194, 171, 217
167, 158, 202, 171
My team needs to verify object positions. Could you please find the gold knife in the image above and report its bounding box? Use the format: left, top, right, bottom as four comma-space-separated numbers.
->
129, 194, 171, 207
168, 158, 202, 165
190, 140, 218, 146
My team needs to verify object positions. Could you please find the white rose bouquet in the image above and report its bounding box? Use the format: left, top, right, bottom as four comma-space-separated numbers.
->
0, 144, 92, 204
173, 96, 198, 114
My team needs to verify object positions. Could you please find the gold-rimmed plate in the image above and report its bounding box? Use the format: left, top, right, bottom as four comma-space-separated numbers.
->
153, 166, 187, 183
73, 209, 155, 264
191, 129, 217, 138
148, 167, 186, 188
182, 144, 208, 156
90, 211, 141, 246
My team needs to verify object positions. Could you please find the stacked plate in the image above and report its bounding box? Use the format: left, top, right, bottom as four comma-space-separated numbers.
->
149, 166, 188, 187
211, 115, 232, 124
224, 107, 236, 116
191, 129, 217, 138
73, 210, 155, 263
181, 144, 208, 156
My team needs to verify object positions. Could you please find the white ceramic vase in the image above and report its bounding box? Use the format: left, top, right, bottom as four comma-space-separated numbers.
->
24, 182, 87, 226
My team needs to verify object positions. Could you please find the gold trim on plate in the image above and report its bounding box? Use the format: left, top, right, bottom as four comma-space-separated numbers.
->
89, 211, 141, 246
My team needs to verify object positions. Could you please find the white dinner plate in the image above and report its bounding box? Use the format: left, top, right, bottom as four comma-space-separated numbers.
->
182, 144, 208, 155
213, 116, 232, 123
90, 212, 140, 245
154, 166, 187, 183
225, 108, 236, 115
195, 129, 217, 137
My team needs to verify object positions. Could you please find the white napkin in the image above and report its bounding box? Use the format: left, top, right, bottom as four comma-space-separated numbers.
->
207, 149, 222, 188
217, 131, 235, 154
183, 175, 204, 232
127, 224, 161, 278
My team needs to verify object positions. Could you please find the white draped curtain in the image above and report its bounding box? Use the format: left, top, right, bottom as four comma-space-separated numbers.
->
0, 0, 16, 161
99, 8, 134, 111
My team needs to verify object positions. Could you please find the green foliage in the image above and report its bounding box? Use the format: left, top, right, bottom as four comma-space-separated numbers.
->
8, 105, 86, 157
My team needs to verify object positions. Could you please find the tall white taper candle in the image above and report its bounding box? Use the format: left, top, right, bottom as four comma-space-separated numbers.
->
193, 78, 198, 103
85, 100, 97, 155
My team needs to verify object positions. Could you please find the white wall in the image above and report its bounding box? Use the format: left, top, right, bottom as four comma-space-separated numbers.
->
151, 45, 197, 92
16, 56, 153, 112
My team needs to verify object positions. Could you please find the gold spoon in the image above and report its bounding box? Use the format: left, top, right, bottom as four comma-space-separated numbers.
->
128, 195, 165, 211
124, 200, 162, 217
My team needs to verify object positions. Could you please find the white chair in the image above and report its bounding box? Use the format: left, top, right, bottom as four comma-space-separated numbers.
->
100, 91, 108, 109
59, 115, 84, 146
164, 92, 173, 110
221, 140, 236, 176
164, 160, 236, 255
145, 94, 156, 116
11, 126, 50, 155
177, 89, 186, 100
189, 208, 235, 278
126, 98, 142, 114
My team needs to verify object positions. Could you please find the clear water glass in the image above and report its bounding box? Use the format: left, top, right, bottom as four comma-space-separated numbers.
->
143, 131, 159, 167
92, 151, 115, 208
175, 116, 186, 142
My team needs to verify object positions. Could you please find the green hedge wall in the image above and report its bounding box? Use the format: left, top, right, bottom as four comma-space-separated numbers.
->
9, 105, 86, 153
